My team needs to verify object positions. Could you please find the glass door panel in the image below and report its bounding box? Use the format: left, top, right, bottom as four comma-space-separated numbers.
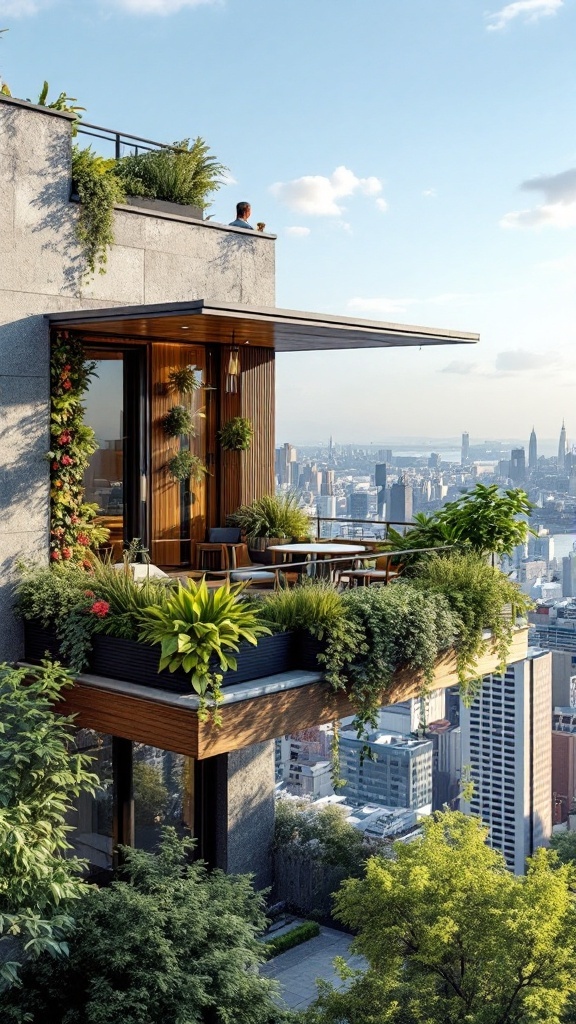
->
83, 354, 125, 558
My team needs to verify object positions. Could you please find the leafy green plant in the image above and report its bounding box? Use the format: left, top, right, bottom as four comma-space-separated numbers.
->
410, 551, 531, 698
137, 579, 271, 722
162, 404, 194, 438
327, 583, 459, 737
258, 579, 347, 639
71, 146, 125, 277
15, 562, 101, 671
228, 492, 312, 541
0, 661, 99, 991
133, 762, 169, 827
90, 559, 171, 642
166, 450, 207, 484
112, 137, 228, 210
263, 921, 320, 959
1, 829, 286, 1023
274, 800, 368, 874
36, 80, 85, 122
166, 365, 203, 396
50, 332, 109, 562
218, 416, 254, 451
436, 483, 534, 558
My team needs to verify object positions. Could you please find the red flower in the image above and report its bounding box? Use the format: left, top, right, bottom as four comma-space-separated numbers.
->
52, 461, 59, 471
61, 455, 73, 466
84, 590, 96, 598
70, 515, 80, 524
90, 600, 110, 618
63, 364, 71, 372
59, 431, 72, 445
82, 560, 93, 571
62, 380, 72, 391
50, 550, 61, 561
62, 547, 72, 560
77, 533, 90, 546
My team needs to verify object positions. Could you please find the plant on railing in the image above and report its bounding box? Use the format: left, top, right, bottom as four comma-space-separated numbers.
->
228, 493, 312, 541
166, 450, 207, 484
217, 417, 254, 452
112, 137, 228, 210
71, 146, 125, 277
137, 579, 271, 723
162, 404, 195, 438
49, 332, 109, 563
387, 484, 534, 565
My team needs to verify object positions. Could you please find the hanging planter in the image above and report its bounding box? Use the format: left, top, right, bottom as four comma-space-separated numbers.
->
167, 450, 207, 483
162, 405, 195, 438
217, 416, 254, 452
166, 365, 203, 397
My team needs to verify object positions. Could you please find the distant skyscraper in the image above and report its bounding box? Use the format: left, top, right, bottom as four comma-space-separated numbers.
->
461, 432, 470, 467
348, 491, 369, 520
528, 427, 537, 473
321, 469, 335, 497
375, 463, 387, 518
378, 448, 393, 464
389, 480, 413, 523
509, 448, 526, 485
559, 422, 567, 471
460, 652, 552, 874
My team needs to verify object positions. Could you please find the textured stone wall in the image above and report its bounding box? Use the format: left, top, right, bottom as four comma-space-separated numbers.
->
226, 740, 276, 890
0, 95, 275, 661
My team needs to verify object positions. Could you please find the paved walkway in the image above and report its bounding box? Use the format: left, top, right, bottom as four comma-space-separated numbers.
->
260, 925, 366, 1011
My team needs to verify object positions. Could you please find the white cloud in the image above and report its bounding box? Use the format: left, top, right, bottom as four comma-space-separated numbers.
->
486, 0, 563, 31
441, 349, 562, 377
501, 167, 576, 229
285, 226, 311, 237
347, 296, 415, 318
440, 361, 481, 375
375, 197, 389, 213
422, 188, 437, 198
270, 165, 384, 216
114, 0, 219, 11
1, 0, 41, 14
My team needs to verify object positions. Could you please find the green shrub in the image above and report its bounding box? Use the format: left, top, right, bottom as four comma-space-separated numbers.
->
162, 404, 195, 438
263, 921, 320, 959
113, 137, 227, 210
1, 829, 286, 1023
71, 145, 125, 277
274, 800, 366, 874
258, 579, 347, 638
228, 493, 312, 541
410, 551, 531, 697
218, 416, 254, 451
167, 450, 207, 484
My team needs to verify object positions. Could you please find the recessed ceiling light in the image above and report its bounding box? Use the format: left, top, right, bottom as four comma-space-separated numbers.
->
180, 325, 190, 330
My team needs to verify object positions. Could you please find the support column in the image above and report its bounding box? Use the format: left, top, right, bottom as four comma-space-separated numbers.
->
112, 737, 134, 865
194, 740, 275, 890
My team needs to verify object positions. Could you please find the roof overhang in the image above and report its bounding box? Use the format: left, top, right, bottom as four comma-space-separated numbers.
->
47, 299, 478, 352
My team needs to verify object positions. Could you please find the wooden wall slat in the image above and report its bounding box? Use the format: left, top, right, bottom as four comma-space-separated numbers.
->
151, 345, 207, 564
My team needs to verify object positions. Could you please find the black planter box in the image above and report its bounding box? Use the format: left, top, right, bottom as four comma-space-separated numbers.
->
295, 633, 327, 672
24, 622, 294, 694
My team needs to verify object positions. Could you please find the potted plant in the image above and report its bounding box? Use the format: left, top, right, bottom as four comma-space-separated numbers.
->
166, 450, 207, 484
217, 417, 254, 452
228, 493, 312, 562
162, 405, 194, 438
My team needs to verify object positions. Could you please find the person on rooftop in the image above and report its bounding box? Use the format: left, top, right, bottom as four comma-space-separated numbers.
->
229, 201, 254, 229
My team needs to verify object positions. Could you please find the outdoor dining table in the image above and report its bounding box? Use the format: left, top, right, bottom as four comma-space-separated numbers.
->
267, 542, 367, 581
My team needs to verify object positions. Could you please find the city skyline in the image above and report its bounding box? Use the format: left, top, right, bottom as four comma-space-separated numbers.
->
2, 0, 575, 439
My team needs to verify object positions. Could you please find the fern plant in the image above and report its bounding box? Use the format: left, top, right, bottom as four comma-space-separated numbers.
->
166, 365, 203, 396
218, 417, 254, 452
167, 450, 207, 484
228, 493, 311, 541
112, 137, 228, 210
162, 405, 194, 437
137, 579, 270, 722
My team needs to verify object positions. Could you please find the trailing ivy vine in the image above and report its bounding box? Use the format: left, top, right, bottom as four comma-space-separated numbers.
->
49, 332, 108, 564
71, 146, 125, 278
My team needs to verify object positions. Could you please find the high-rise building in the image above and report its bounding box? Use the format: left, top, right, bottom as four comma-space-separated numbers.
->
378, 448, 393, 464
375, 463, 387, 518
559, 422, 567, 471
461, 432, 470, 467
321, 469, 335, 496
389, 480, 413, 523
339, 729, 433, 811
509, 447, 526, 485
529, 427, 537, 473
348, 490, 369, 520
275, 442, 296, 486
317, 493, 336, 532
460, 651, 552, 874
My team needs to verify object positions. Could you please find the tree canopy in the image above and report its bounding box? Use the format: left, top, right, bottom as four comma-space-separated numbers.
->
304, 811, 576, 1024
1, 828, 288, 1024
0, 662, 98, 991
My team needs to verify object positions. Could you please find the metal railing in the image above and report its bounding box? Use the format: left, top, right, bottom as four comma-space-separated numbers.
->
76, 121, 186, 160
315, 516, 414, 541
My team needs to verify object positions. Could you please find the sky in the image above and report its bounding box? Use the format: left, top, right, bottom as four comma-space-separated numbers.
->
2, 0, 576, 445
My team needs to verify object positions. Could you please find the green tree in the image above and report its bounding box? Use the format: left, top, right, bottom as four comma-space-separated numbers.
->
549, 830, 576, 866
0, 662, 98, 990
304, 812, 576, 1024
436, 483, 534, 559
1, 829, 288, 1024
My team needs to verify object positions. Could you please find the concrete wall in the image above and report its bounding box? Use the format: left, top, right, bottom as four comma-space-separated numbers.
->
0, 95, 275, 661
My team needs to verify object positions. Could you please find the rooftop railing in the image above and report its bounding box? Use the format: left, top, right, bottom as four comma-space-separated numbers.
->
76, 121, 186, 160
315, 516, 414, 541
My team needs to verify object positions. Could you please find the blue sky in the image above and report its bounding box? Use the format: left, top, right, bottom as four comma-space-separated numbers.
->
2, 0, 575, 445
